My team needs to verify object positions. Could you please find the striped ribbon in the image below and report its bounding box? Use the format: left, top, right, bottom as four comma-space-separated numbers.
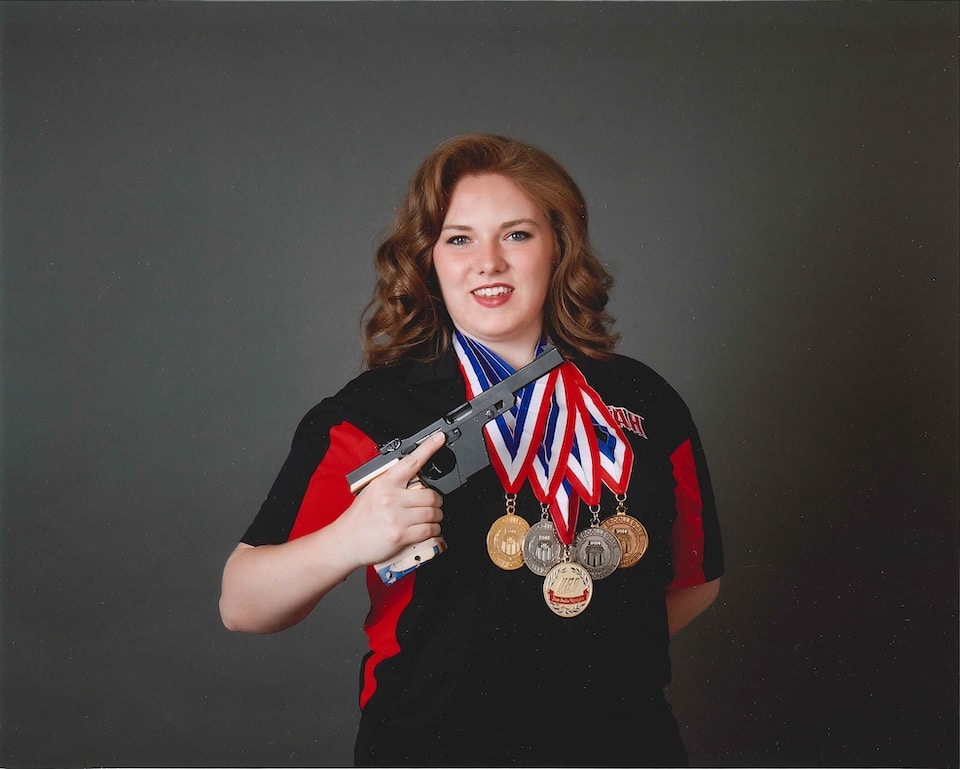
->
452, 331, 633, 545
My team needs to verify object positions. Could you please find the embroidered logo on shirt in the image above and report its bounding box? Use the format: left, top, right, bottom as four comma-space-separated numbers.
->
607, 406, 647, 439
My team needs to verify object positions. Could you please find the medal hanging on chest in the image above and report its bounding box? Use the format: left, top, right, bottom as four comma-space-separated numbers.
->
486, 493, 529, 570
522, 504, 562, 576
573, 505, 622, 580
454, 333, 635, 617
542, 547, 593, 618
599, 493, 649, 568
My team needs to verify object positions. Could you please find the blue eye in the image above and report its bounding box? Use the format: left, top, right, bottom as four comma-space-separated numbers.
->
447, 235, 470, 246
506, 231, 531, 242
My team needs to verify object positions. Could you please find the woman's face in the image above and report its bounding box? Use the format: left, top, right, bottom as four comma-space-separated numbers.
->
432, 173, 555, 368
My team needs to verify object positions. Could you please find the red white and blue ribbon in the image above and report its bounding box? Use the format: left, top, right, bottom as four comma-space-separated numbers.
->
452, 331, 633, 545
453, 332, 556, 494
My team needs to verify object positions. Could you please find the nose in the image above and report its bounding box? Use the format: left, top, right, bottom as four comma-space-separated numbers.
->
475, 239, 507, 274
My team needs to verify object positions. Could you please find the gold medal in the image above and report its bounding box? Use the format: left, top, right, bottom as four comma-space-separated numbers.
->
542, 559, 593, 618
486, 494, 529, 571
486, 514, 529, 570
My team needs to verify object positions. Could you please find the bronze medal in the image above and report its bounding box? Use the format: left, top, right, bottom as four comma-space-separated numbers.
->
599, 513, 649, 568
486, 513, 529, 571
542, 560, 593, 618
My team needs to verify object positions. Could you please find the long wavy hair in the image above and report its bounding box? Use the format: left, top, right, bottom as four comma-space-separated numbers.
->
362, 134, 619, 368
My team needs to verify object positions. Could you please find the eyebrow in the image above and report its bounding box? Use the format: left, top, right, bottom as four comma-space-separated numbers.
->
440, 218, 542, 232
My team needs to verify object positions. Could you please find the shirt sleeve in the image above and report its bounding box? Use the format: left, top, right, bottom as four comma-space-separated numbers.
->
241, 403, 380, 546
647, 382, 724, 590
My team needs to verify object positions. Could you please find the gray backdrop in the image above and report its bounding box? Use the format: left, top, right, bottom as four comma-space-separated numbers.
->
2, 2, 957, 767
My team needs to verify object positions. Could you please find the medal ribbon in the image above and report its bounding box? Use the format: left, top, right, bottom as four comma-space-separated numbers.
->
452, 332, 633, 545
454, 333, 556, 493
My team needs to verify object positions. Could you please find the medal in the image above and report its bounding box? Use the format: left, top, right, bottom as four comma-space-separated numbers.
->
542, 550, 593, 618
599, 494, 648, 568
573, 506, 621, 580
486, 494, 529, 571
573, 527, 621, 580
523, 506, 563, 576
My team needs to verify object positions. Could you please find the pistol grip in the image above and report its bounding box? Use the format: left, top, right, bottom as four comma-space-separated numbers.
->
372, 478, 447, 584
374, 536, 447, 585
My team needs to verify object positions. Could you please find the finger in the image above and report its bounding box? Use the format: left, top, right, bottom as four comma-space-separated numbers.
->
391, 432, 447, 481
403, 497, 444, 522
402, 485, 444, 508
404, 522, 443, 543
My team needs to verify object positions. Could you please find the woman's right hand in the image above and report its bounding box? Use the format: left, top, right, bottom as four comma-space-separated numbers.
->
333, 431, 446, 570
220, 432, 447, 633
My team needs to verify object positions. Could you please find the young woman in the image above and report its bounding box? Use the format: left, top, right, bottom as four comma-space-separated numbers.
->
220, 134, 723, 767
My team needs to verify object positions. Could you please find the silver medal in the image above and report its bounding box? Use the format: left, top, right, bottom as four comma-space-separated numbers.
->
522, 520, 562, 576
572, 526, 622, 580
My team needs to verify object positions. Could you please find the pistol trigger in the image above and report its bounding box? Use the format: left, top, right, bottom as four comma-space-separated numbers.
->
420, 445, 457, 482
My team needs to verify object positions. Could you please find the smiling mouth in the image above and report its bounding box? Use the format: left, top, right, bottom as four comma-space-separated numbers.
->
472, 286, 513, 297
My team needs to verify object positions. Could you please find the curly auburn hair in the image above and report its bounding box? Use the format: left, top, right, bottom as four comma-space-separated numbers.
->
362, 134, 619, 368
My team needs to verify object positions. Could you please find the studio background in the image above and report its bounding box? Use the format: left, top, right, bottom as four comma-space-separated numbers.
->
2, 2, 957, 767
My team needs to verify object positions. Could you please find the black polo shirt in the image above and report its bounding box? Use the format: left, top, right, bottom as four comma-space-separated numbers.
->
242, 350, 723, 766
